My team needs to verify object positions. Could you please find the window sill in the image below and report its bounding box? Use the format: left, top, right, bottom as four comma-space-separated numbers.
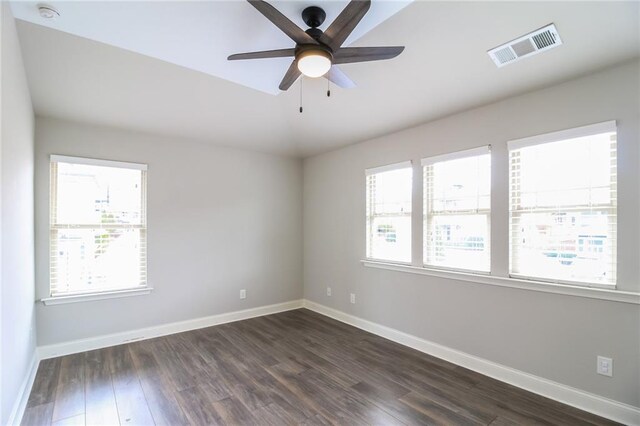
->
364, 257, 413, 266
40, 287, 153, 306
361, 260, 640, 304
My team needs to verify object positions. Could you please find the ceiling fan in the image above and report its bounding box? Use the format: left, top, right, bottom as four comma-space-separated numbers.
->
228, 0, 405, 91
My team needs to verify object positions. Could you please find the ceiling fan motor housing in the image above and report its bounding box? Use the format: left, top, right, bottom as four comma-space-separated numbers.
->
305, 27, 324, 40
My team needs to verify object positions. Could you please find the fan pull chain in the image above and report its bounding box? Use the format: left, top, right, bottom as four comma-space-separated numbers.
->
327, 69, 331, 97
299, 77, 304, 113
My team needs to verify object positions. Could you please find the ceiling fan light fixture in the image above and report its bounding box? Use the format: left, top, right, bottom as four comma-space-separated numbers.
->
297, 49, 332, 78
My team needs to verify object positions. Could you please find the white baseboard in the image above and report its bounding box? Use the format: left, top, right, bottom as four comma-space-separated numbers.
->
302, 299, 640, 426
26, 298, 640, 425
6, 350, 40, 426
38, 299, 303, 359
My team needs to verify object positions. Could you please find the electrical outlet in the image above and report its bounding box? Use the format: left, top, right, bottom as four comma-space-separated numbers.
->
597, 356, 613, 377
327, 287, 332, 296
240, 289, 246, 300
350, 293, 356, 304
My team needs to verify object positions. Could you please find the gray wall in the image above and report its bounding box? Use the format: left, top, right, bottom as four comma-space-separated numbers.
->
34, 117, 303, 346
303, 60, 640, 406
1, 3, 37, 424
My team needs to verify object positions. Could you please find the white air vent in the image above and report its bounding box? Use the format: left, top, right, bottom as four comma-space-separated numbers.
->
488, 24, 562, 67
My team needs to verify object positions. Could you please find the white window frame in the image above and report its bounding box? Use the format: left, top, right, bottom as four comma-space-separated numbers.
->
44, 155, 151, 305
360, 122, 636, 304
365, 161, 413, 264
422, 146, 491, 274
507, 121, 617, 288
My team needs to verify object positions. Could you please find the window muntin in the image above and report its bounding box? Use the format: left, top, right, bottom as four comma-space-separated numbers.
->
366, 163, 412, 263
50, 156, 147, 296
509, 123, 617, 286
423, 147, 491, 272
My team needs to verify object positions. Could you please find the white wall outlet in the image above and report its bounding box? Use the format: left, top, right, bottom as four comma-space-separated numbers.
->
350, 293, 356, 304
597, 356, 613, 377
326, 287, 332, 296
239, 289, 246, 300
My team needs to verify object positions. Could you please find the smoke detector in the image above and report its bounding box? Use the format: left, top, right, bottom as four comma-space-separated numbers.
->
37, 4, 60, 19
488, 24, 562, 67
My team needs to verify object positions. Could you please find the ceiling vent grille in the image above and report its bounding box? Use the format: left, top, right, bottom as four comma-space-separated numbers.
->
488, 24, 562, 68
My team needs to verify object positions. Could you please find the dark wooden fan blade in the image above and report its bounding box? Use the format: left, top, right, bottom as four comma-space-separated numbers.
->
247, 0, 318, 45
228, 48, 295, 61
279, 60, 302, 91
324, 66, 356, 89
333, 46, 405, 64
323, 0, 371, 50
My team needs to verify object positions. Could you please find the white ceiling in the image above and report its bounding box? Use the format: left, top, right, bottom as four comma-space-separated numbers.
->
13, 1, 640, 157
11, 1, 412, 95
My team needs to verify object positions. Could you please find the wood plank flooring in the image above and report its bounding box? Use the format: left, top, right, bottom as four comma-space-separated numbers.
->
22, 309, 618, 425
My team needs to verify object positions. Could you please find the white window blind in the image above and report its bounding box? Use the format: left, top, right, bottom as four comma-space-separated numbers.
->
366, 161, 412, 263
423, 146, 491, 272
508, 121, 617, 286
50, 155, 148, 297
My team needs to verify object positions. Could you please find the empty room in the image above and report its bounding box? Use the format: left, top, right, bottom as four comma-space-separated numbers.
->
1, 0, 639, 425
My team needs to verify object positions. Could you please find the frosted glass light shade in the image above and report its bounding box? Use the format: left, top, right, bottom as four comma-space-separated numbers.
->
297, 50, 332, 78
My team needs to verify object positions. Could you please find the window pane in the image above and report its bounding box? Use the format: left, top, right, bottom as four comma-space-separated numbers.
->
510, 126, 616, 286
511, 211, 614, 284
427, 214, 489, 271
369, 216, 412, 263
424, 149, 490, 272
55, 162, 144, 225
430, 156, 490, 212
51, 228, 146, 295
366, 167, 412, 262
515, 133, 613, 208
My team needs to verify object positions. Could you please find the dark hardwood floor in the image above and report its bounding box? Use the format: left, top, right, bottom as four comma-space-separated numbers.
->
23, 309, 617, 425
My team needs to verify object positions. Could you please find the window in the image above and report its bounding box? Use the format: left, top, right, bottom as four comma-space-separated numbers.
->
366, 161, 412, 263
423, 146, 491, 272
50, 155, 147, 297
509, 121, 617, 286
